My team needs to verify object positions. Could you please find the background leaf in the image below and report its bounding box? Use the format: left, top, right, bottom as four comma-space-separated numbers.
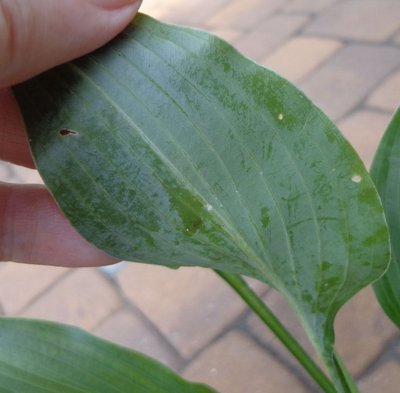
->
14, 14, 390, 391
0, 318, 215, 392
370, 107, 400, 327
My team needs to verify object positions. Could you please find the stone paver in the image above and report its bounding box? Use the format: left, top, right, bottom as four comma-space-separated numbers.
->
394, 339, 400, 357
305, 0, 400, 43
151, 0, 231, 28
117, 263, 266, 358
235, 14, 308, 61
20, 269, 121, 330
206, 0, 283, 31
335, 287, 398, 376
358, 360, 400, 393
338, 110, 391, 169
394, 31, 400, 45
0, 262, 67, 314
235, 14, 309, 61
282, 0, 339, 14
367, 70, 400, 113
183, 330, 311, 393
94, 309, 181, 370
138, 0, 172, 19
262, 36, 342, 83
300, 44, 400, 120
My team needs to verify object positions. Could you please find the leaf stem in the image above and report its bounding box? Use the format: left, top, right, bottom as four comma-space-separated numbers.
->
332, 351, 360, 393
215, 270, 336, 393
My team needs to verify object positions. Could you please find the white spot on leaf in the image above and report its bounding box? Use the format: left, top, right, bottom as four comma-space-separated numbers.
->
205, 203, 213, 212
352, 175, 362, 183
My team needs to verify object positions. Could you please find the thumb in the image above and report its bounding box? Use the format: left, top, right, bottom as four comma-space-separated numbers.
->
0, 0, 142, 88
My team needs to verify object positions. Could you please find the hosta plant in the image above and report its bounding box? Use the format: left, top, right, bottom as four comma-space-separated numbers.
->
4, 13, 400, 393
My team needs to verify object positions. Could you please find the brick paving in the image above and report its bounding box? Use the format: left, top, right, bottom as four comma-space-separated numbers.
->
183, 331, 311, 393
338, 110, 391, 169
262, 36, 342, 83
367, 70, 400, 113
300, 44, 400, 120
304, 0, 400, 43
1, 0, 400, 392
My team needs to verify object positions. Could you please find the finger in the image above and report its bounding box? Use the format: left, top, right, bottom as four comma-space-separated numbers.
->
0, 0, 142, 87
0, 88, 34, 168
0, 183, 118, 266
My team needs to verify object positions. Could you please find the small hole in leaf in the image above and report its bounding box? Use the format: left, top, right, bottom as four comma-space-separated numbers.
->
352, 175, 362, 183
59, 129, 79, 137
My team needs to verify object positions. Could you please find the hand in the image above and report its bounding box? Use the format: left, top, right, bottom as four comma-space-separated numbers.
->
0, 0, 142, 266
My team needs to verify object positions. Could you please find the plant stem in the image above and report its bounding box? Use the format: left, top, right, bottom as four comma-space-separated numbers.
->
215, 270, 336, 393
332, 351, 360, 393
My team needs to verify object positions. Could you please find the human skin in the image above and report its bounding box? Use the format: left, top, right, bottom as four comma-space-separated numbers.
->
0, 0, 142, 266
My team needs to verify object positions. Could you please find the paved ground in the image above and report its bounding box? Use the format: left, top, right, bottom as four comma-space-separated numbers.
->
1, 0, 400, 392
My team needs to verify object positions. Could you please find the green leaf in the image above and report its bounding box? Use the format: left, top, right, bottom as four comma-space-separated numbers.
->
0, 318, 215, 393
370, 107, 400, 327
14, 14, 389, 391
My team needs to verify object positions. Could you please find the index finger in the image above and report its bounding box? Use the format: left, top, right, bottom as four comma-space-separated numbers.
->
0, 88, 35, 168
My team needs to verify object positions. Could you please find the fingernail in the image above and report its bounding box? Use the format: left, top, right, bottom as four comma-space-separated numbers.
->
89, 0, 140, 9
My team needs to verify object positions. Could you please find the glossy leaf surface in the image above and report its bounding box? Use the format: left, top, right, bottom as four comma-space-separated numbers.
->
371, 107, 400, 327
14, 14, 389, 391
0, 318, 215, 392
